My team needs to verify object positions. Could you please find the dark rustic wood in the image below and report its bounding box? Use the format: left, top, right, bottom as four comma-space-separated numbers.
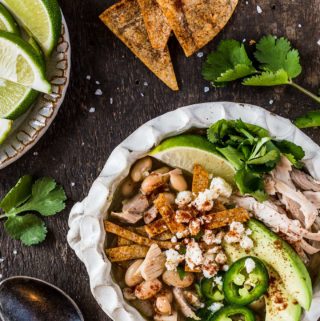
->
0, 0, 319, 320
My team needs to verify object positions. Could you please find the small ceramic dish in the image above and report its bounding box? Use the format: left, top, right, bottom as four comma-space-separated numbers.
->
67, 102, 320, 321
0, 14, 71, 170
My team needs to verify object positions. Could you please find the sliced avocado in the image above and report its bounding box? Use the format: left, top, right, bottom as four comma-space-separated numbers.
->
224, 239, 302, 321
222, 219, 312, 311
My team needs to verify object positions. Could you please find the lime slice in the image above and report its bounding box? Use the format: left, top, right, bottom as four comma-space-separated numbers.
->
0, 118, 13, 144
0, 78, 38, 119
0, 31, 51, 93
0, 3, 19, 34
1, 0, 62, 56
150, 134, 236, 185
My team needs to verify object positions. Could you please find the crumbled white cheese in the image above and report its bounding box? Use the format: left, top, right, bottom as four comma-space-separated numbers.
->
210, 177, 232, 198
202, 251, 219, 278
175, 191, 193, 207
192, 189, 216, 211
202, 230, 215, 245
165, 249, 184, 271
176, 229, 190, 239
171, 236, 178, 243
208, 302, 224, 313
257, 5, 262, 14
214, 276, 223, 286
189, 218, 201, 235
245, 258, 256, 274
215, 252, 227, 265
185, 240, 204, 270
230, 222, 245, 235
222, 264, 229, 271
240, 236, 254, 250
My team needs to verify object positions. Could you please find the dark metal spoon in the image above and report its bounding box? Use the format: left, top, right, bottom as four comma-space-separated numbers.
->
0, 276, 84, 321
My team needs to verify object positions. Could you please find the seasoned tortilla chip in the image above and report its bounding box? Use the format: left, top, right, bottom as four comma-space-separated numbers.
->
100, 0, 178, 90
145, 218, 169, 237
156, 0, 239, 57
192, 164, 209, 194
106, 245, 149, 261
137, 0, 171, 50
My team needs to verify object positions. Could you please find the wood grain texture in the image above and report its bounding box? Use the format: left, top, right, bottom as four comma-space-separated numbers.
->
0, 0, 319, 320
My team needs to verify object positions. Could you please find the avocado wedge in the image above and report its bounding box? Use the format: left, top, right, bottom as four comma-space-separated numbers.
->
223, 219, 312, 311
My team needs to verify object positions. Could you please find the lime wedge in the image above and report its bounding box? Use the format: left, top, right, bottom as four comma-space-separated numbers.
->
0, 78, 38, 119
0, 118, 13, 144
0, 31, 51, 93
150, 134, 236, 185
1, 0, 62, 56
0, 3, 19, 34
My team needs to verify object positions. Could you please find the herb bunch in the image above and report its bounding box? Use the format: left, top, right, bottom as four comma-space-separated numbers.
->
0, 176, 67, 246
207, 120, 305, 201
202, 35, 320, 105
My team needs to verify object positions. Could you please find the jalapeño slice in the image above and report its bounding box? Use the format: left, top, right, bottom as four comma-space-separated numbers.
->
210, 305, 255, 321
201, 274, 224, 302
223, 256, 269, 305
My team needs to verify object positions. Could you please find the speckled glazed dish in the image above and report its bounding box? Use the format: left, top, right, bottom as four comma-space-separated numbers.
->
0, 14, 71, 170
67, 102, 320, 321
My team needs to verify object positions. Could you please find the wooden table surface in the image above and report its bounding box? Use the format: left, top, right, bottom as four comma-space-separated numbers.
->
0, 0, 319, 320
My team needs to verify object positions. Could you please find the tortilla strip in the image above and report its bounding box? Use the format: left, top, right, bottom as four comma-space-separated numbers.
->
154, 194, 186, 234
192, 164, 209, 194
105, 221, 176, 249
156, 0, 239, 57
137, 0, 171, 50
100, 0, 178, 90
204, 208, 250, 229
145, 218, 169, 237
211, 200, 227, 213
106, 245, 149, 262
185, 265, 201, 273
117, 236, 133, 246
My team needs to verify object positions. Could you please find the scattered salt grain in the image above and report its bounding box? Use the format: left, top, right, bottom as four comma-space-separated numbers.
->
0, 274, 2, 279
110, 97, 113, 104
71, 182, 75, 187
197, 52, 204, 58
89, 107, 96, 113
256, 5, 262, 14
298, 24, 302, 28
33, 152, 38, 156
317, 39, 320, 46
143, 81, 148, 86
242, 38, 246, 43
245, 1, 248, 4
86, 75, 91, 80
140, 92, 144, 97
204, 86, 210, 93
0, 258, 5, 263
95, 89, 103, 96
13, 250, 17, 255
269, 99, 274, 105
96, 81, 100, 85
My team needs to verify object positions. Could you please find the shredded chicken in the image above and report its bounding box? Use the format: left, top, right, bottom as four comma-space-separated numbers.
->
303, 191, 320, 208
291, 168, 320, 192
154, 310, 178, 321
173, 288, 200, 320
110, 211, 143, 224
122, 193, 149, 213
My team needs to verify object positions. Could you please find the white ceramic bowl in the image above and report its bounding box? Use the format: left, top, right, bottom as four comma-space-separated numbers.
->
0, 14, 71, 169
67, 102, 320, 321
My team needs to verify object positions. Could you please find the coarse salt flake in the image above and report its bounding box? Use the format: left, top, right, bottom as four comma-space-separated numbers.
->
204, 86, 210, 93
95, 89, 103, 96
257, 5, 262, 14
86, 75, 91, 80
317, 39, 320, 46
197, 52, 204, 58
89, 107, 95, 113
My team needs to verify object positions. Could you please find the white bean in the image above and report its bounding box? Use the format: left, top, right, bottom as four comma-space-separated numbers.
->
131, 157, 153, 182
121, 177, 136, 197
169, 171, 188, 192
141, 173, 169, 195
134, 279, 162, 300
155, 295, 172, 315
125, 259, 144, 287
162, 270, 194, 288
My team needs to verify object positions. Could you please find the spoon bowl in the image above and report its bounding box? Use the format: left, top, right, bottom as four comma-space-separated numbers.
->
0, 276, 84, 321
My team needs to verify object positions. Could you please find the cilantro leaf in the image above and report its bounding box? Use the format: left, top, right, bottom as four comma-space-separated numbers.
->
243, 69, 289, 86
177, 265, 187, 280
273, 140, 305, 160
4, 214, 47, 246
254, 35, 302, 78
202, 40, 256, 86
246, 149, 279, 165
0, 175, 32, 213
11, 177, 67, 216
294, 111, 320, 128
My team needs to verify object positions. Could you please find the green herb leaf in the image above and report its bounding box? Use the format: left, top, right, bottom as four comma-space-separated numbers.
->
235, 168, 267, 202
254, 35, 302, 78
243, 69, 289, 86
177, 266, 187, 280
294, 111, 320, 128
12, 177, 67, 216
4, 214, 47, 246
273, 140, 305, 160
0, 175, 32, 213
247, 149, 279, 165
202, 40, 256, 86
284, 153, 304, 169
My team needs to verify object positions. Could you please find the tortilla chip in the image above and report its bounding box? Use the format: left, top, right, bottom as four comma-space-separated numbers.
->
192, 164, 209, 194
137, 0, 171, 50
156, 0, 239, 57
106, 245, 149, 261
100, 0, 178, 90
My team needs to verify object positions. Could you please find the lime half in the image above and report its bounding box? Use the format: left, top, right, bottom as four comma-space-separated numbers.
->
0, 3, 19, 34
1, 0, 62, 56
0, 78, 38, 119
0, 118, 13, 144
150, 134, 236, 185
0, 31, 51, 93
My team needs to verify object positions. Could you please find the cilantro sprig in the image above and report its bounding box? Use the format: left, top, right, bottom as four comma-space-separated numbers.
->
202, 35, 320, 105
0, 176, 67, 246
207, 119, 305, 201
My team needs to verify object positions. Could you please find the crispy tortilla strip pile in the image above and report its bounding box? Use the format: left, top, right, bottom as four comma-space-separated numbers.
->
137, 0, 171, 50
100, 0, 178, 91
156, 0, 239, 57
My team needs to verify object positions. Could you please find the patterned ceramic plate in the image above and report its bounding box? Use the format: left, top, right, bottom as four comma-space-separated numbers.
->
0, 14, 71, 170
68, 102, 320, 321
